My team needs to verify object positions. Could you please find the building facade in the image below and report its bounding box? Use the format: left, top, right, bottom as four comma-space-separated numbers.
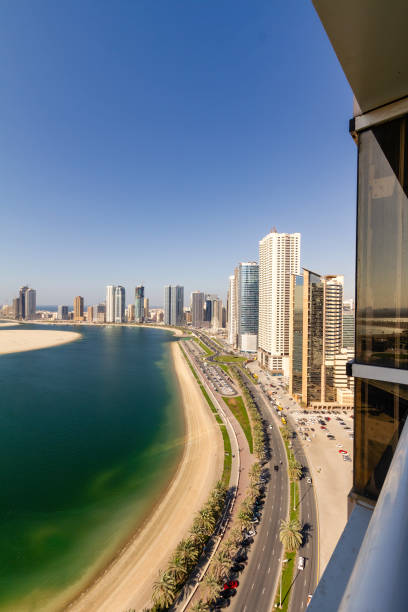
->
134, 285, 144, 323
114, 286, 125, 323
227, 275, 237, 346
164, 285, 184, 326
211, 298, 223, 331
237, 262, 259, 352
106, 285, 115, 323
191, 291, 204, 328
144, 298, 149, 320
258, 230, 301, 374
73, 296, 84, 321
57, 305, 69, 320
25, 288, 36, 319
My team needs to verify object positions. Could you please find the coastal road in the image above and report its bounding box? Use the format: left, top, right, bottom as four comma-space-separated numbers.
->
229, 408, 288, 612
234, 374, 319, 612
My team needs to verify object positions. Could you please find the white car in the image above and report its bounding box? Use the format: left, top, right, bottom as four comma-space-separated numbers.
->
306, 477, 312, 484
298, 556, 305, 570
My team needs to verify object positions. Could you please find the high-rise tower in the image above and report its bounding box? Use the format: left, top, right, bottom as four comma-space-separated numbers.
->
258, 230, 301, 374
106, 285, 115, 323
114, 286, 125, 323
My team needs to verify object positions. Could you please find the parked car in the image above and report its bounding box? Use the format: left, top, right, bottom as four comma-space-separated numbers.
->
298, 556, 305, 570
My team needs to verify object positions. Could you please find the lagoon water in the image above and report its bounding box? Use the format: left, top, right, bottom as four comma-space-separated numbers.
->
0, 324, 184, 611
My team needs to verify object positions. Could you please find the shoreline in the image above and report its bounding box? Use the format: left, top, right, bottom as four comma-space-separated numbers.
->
66, 340, 224, 612
13, 319, 185, 336
0, 329, 81, 355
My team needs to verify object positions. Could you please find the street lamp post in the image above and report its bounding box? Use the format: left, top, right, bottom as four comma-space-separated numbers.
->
278, 557, 289, 608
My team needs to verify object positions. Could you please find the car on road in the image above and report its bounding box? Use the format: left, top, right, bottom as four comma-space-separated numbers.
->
274, 465, 279, 471
306, 477, 312, 484
223, 580, 239, 590
339, 449, 348, 454
298, 556, 305, 570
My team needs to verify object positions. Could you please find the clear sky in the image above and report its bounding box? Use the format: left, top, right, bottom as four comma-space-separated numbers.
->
0, 1, 356, 307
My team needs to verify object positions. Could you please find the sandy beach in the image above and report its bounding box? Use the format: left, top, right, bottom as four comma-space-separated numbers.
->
0, 329, 81, 354
68, 341, 224, 612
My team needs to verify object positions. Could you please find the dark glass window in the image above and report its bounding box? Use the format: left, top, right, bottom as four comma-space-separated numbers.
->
354, 378, 408, 500
292, 275, 303, 397
356, 116, 408, 368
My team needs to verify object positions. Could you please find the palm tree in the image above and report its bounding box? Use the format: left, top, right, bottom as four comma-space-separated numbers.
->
279, 519, 303, 552
205, 572, 220, 603
167, 554, 188, 584
197, 508, 216, 535
222, 538, 237, 558
288, 463, 302, 481
238, 508, 252, 532
213, 549, 231, 580
152, 570, 177, 608
177, 537, 199, 569
192, 599, 209, 612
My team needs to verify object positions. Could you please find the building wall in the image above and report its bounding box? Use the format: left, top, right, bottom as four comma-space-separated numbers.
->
114, 286, 125, 323
191, 291, 204, 328
106, 285, 115, 323
73, 296, 84, 321
237, 262, 259, 352
135, 286, 144, 323
258, 231, 301, 371
227, 275, 237, 346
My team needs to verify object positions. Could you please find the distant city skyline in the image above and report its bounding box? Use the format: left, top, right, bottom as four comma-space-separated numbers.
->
0, 2, 355, 306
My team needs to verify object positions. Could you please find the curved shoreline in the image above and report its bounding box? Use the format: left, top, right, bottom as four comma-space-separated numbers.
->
65, 341, 224, 612
0, 329, 81, 355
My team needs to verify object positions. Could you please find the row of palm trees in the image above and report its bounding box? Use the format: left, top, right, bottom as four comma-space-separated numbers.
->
190, 462, 265, 610
231, 367, 266, 461
147, 481, 227, 611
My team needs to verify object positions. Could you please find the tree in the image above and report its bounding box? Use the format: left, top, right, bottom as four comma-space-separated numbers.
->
176, 537, 199, 569
288, 463, 302, 481
152, 570, 177, 609
205, 572, 220, 603
238, 508, 252, 531
279, 519, 303, 552
192, 599, 209, 612
167, 554, 188, 584
213, 549, 231, 580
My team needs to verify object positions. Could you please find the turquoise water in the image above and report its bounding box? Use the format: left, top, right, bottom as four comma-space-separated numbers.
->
0, 325, 184, 611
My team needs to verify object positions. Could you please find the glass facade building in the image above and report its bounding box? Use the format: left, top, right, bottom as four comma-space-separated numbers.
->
289, 275, 304, 397
134, 285, 145, 323
237, 262, 259, 352
114, 286, 125, 323
353, 115, 408, 501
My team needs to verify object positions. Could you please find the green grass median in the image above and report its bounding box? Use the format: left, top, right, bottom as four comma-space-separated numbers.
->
222, 395, 253, 453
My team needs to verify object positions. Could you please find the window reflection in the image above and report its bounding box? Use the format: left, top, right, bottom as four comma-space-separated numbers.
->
356, 117, 408, 368
354, 378, 408, 500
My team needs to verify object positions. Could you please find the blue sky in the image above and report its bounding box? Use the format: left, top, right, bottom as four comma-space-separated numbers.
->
0, 1, 355, 307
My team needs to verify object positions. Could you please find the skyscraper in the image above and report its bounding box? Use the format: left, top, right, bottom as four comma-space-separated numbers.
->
18, 286, 28, 319
115, 286, 125, 323
134, 286, 145, 323
73, 296, 84, 321
343, 308, 355, 350
191, 291, 204, 328
127, 303, 135, 322
288, 271, 347, 407
25, 288, 36, 320
211, 298, 223, 331
106, 285, 115, 323
171, 286, 184, 326
57, 305, 69, 320
227, 275, 237, 346
12, 297, 20, 319
144, 298, 149, 321
237, 262, 259, 352
258, 230, 301, 374
164, 285, 184, 326
87, 305, 94, 323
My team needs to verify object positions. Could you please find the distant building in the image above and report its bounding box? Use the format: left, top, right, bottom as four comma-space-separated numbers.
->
73, 296, 84, 321
237, 262, 259, 352
211, 298, 223, 331
343, 308, 355, 350
18, 286, 29, 319
127, 303, 135, 322
25, 288, 36, 319
87, 305, 93, 322
115, 286, 126, 323
191, 291, 205, 328
144, 298, 149, 320
227, 275, 237, 347
94, 303, 106, 323
57, 305, 69, 320
106, 285, 115, 323
12, 297, 19, 319
157, 310, 164, 323
164, 285, 184, 326
258, 230, 301, 374
184, 308, 192, 324
134, 286, 145, 323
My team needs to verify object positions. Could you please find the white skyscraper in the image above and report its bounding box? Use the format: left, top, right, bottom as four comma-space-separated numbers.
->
324, 274, 344, 360
227, 275, 237, 346
106, 285, 115, 323
211, 298, 223, 330
258, 229, 301, 373
115, 286, 126, 323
